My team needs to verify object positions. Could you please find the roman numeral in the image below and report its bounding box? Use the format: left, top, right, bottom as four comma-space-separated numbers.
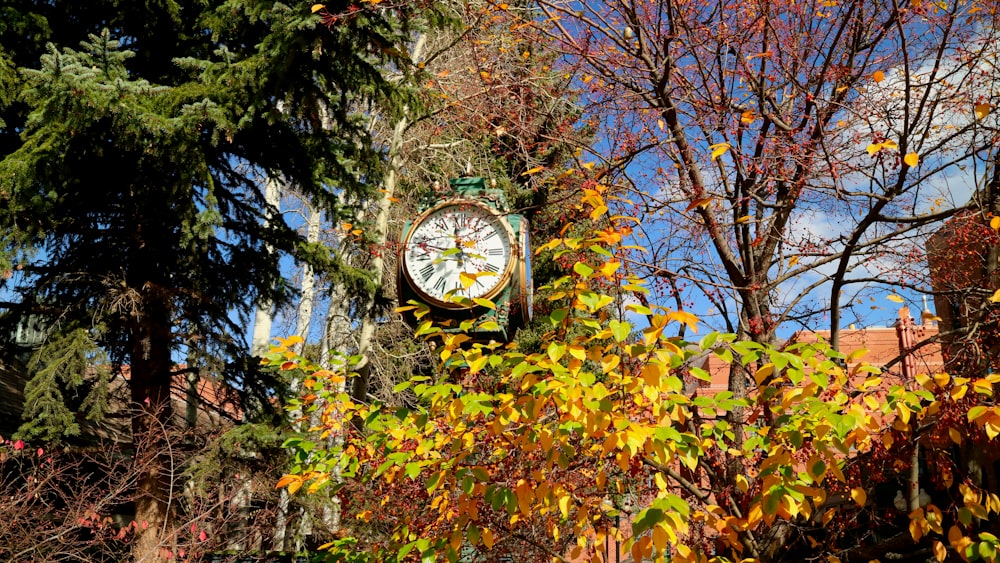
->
484, 263, 500, 273
433, 277, 447, 293
483, 230, 498, 240
419, 264, 434, 281
487, 248, 504, 256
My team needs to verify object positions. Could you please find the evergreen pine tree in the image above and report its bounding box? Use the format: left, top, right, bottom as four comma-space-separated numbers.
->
0, 1, 426, 558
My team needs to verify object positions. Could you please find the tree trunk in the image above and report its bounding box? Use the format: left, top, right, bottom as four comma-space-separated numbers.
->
294, 204, 322, 354
251, 178, 283, 356
130, 292, 175, 562
350, 33, 425, 403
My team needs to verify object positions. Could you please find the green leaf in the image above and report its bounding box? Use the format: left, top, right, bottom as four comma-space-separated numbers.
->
609, 319, 631, 342
699, 332, 719, 350
573, 262, 595, 277
632, 507, 665, 535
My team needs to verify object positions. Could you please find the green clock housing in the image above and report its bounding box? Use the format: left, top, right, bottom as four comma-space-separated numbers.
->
398, 177, 531, 342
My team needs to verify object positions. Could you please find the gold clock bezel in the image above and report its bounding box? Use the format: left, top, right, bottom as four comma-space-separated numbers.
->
401, 198, 517, 309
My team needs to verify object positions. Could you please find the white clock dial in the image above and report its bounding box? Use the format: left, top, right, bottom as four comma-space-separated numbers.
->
402, 199, 515, 307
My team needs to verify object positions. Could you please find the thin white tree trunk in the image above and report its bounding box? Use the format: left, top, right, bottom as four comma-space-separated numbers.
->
294, 204, 322, 354
351, 33, 425, 404
251, 178, 282, 356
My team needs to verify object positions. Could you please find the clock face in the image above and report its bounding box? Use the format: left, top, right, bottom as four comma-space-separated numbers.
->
402, 199, 515, 307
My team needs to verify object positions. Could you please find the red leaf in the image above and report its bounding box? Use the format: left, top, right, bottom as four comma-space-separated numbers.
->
13, 439, 24, 451
198, 530, 208, 542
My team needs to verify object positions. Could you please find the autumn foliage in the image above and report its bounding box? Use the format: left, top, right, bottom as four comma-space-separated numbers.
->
274, 185, 1000, 562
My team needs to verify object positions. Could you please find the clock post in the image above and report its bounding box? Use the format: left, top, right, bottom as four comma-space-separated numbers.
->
398, 177, 532, 342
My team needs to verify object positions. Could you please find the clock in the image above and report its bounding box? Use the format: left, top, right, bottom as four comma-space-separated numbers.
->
401, 198, 517, 308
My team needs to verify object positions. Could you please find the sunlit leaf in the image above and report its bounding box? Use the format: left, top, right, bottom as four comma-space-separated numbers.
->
873, 70, 886, 83
887, 294, 905, 303
710, 142, 730, 161
975, 103, 991, 120
685, 197, 713, 212
904, 153, 919, 167
311, 3, 326, 12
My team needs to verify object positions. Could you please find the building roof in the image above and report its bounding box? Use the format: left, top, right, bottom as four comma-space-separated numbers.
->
697, 307, 943, 394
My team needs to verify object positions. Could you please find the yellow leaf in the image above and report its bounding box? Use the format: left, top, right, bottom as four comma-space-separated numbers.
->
989, 288, 1000, 303
887, 294, 905, 303
710, 142, 731, 161
904, 153, 919, 167
667, 310, 699, 333
599, 261, 621, 277
652, 525, 669, 552
951, 384, 968, 401
590, 204, 609, 220
740, 110, 756, 124
975, 103, 991, 120
754, 363, 775, 385
735, 215, 752, 224
933, 540, 946, 562
851, 487, 867, 507
736, 474, 750, 493
459, 271, 477, 290
601, 354, 621, 374
311, 3, 326, 12
657, 118, 665, 130
788, 255, 799, 267
991, 216, 1000, 231
873, 70, 886, 83
866, 143, 883, 156
522, 166, 545, 176
467, 354, 489, 375
558, 494, 571, 518
882, 139, 898, 150
482, 528, 494, 549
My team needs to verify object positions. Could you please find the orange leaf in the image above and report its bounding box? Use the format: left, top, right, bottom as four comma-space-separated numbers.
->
933, 540, 946, 562
686, 197, 713, 212
873, 70, 886, 83
975, 103, 991, 120
276, 475, 301, 490
990, 216, 1000, 231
